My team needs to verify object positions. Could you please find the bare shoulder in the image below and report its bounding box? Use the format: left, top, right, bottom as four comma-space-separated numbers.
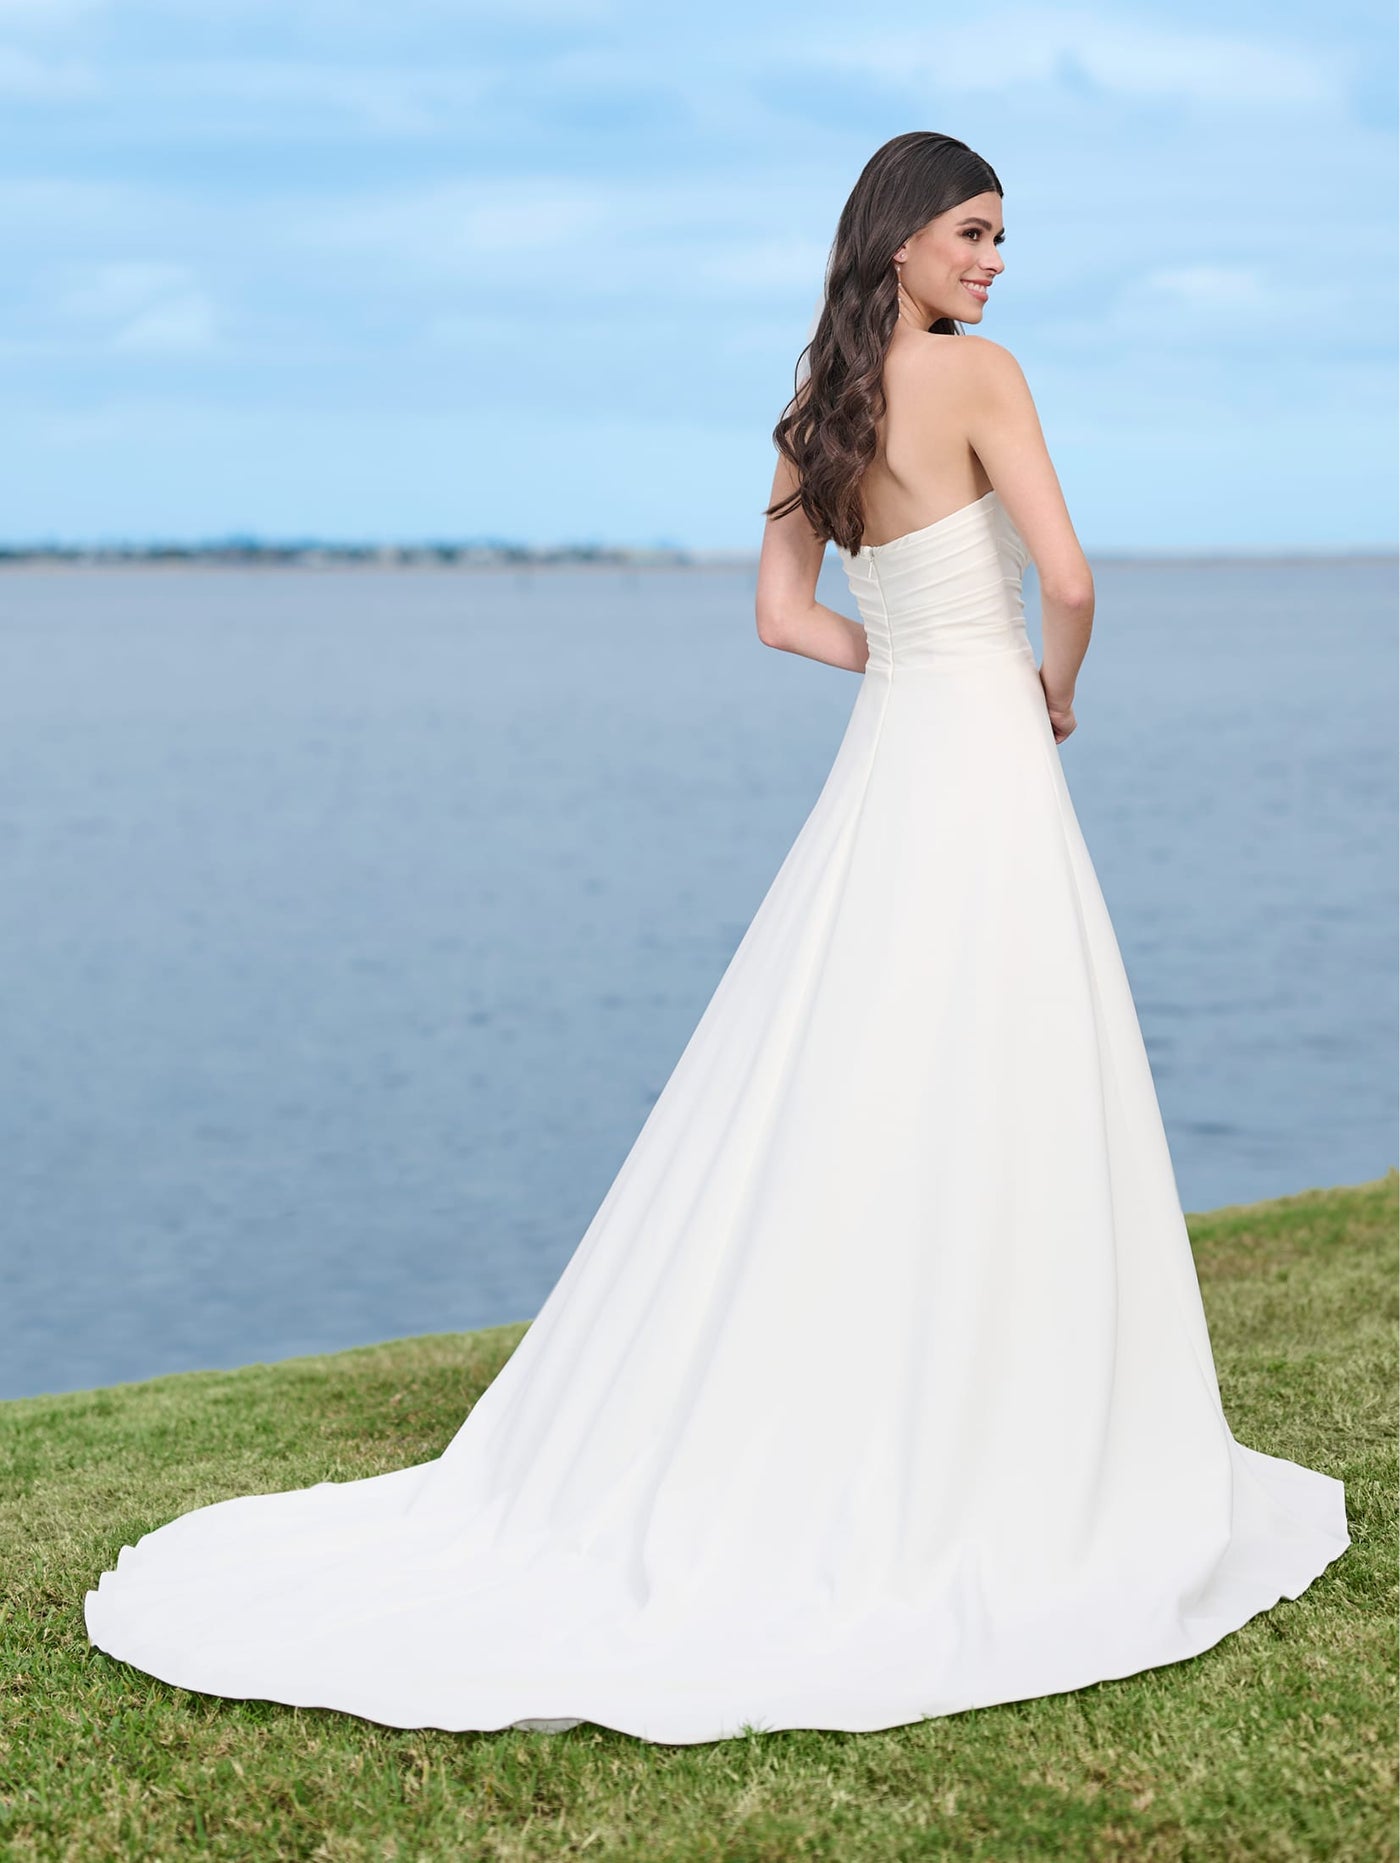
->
899, 332, 1030, 401
943, 333, 1030, 388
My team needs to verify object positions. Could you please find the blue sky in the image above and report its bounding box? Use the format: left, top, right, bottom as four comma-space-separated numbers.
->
0, 0, 1394, 550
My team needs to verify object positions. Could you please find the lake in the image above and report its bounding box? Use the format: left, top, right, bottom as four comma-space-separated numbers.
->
1, 552, 1394, 1400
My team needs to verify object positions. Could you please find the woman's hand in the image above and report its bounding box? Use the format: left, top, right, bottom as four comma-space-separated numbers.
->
1038, 668, 1077, 743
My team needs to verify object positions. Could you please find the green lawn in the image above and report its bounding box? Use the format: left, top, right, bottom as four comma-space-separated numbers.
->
3, 1173, 1395, 1862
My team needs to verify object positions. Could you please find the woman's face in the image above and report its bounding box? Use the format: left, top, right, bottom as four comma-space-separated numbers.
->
894, 191, 1005, 324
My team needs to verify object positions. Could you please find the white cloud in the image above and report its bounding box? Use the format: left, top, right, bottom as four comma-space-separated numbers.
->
1146, 265, 1273, 312
0, 0, 99, 16
151, 57, 495, 136
59, 261, 218, 353
0, 44, 95, 95
822, 8, 1348, 108
309, 173, 828, 305
696, 235, 831, 293
110, 295, 216, 353
307, 177, 617, 296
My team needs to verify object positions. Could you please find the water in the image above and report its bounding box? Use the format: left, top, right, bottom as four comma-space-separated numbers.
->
1, 554, 1394, 1401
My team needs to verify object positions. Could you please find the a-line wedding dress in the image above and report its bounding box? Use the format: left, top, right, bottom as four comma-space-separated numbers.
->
85, 487, 1350, 1744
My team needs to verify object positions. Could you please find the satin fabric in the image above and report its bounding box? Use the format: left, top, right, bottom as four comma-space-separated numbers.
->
85, 490, 1349, 1743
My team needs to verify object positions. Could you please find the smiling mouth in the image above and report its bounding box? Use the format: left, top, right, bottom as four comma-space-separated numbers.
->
962, 279, 991, 301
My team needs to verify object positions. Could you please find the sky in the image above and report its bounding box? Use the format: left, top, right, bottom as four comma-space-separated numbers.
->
0, 0, 1394, 552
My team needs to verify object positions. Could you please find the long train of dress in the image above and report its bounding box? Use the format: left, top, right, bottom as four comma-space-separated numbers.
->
85, 488, 1349, 1743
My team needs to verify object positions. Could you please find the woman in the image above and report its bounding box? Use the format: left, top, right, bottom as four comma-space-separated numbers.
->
85, 131, 1350, 1746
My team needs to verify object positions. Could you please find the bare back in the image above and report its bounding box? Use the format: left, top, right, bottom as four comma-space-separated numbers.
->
855, 331, 993, 549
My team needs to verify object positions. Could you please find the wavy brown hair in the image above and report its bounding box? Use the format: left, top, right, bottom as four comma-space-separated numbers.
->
767, 132, 1003, 555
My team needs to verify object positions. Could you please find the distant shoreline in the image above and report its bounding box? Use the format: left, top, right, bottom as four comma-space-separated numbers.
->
0, 547, 1393, 573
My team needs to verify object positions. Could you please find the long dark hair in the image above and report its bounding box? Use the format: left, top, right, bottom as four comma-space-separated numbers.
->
768, 132, 1002, 555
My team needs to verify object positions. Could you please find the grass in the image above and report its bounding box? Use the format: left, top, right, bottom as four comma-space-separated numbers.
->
1, 1172, 1395, 1862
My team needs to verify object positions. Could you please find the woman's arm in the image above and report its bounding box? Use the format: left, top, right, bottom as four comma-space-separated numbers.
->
957, 337, 1095, 738
754, 452, 869, 673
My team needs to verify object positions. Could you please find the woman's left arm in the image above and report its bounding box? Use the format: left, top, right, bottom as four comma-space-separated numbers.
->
754, 453, 869, 673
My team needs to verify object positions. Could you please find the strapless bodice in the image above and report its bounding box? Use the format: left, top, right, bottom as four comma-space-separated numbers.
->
836, 488, 1032, 674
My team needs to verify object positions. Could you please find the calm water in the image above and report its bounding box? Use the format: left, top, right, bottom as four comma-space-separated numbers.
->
1, 555, 1395, 1401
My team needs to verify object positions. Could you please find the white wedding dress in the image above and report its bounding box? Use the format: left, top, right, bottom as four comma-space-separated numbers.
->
85, 488, 1350, 1744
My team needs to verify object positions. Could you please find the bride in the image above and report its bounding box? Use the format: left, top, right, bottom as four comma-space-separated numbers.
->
85, 130, 1350, 1746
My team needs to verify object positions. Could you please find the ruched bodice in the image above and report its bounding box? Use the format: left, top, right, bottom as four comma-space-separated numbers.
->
836, 487, 1032, 673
